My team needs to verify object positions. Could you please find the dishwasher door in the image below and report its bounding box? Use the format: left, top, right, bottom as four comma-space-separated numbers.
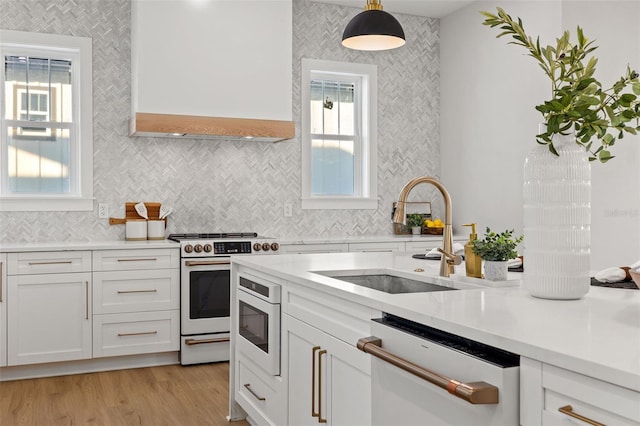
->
365, 314, 520, 426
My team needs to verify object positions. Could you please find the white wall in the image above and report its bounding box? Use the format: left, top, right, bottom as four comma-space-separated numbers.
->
441, 1, 640, 270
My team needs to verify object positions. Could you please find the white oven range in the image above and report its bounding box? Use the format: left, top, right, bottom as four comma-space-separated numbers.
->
168, 233, 279, 365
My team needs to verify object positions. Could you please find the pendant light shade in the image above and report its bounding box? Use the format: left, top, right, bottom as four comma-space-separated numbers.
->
342, 0, 405, 51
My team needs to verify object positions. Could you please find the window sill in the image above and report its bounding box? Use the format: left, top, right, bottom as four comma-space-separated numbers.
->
0, 196, 94, 212
301, 197, 378, 210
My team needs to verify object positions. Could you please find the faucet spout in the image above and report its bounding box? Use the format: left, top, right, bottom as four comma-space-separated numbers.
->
393, 176, 455, 277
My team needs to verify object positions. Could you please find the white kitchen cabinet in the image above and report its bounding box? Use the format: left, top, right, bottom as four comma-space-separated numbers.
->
284, 313, 371, 426
348, 242, 405, 253
0, 253, 6, 367
7, 271, 92, 365
235, 353, 285, 426
520, 357, 640, 426
280, 243, 349, 254
91, 248, 180, 358
131, 0, 292, 126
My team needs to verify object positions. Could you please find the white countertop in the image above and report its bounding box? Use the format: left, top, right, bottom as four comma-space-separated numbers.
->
232, 251, 640, 392
281, 234, 466, 245
0, 239, 179, 252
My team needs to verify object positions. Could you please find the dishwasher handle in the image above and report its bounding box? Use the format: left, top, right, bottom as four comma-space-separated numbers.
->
357, 336, 499, 405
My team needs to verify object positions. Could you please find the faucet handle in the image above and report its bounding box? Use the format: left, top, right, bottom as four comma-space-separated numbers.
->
437, 248, 462, 266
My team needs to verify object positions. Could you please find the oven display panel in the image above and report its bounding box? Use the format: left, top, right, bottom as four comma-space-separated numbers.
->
214, 241, 252, 255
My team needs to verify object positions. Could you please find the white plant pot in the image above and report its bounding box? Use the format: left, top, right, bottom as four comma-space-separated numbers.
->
484, 260, 508, 281
411, 226, 422, 235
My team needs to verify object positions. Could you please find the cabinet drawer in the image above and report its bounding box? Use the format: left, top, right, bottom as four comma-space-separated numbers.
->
8, 251, 91, 275
542, 364, 640, 425
93, 269, 179, 314
348, 242, 405, 252
93, 310, 179, 357
237, 354, 283, 426
92, 249, 179, 271
284, 284, 379, 346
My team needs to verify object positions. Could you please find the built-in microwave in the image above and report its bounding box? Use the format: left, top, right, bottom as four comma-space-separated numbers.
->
235, 273, 281, 376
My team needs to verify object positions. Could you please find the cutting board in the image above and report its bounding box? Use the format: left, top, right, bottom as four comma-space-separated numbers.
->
108, 202, 166, 225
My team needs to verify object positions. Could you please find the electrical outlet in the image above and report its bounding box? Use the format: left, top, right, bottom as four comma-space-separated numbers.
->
98, 203, 109, 219
284, 202, 293, 217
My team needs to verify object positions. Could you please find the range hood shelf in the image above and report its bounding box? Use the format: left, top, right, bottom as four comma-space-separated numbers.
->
129, 112, 295, 142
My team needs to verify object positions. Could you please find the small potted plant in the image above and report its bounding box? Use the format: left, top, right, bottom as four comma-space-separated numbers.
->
471, 227, 524, 281
406, 214, 424, 235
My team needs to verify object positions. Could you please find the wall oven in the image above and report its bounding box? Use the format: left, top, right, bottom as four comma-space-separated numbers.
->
235, 272, 281, 375
169, 233, 279, 365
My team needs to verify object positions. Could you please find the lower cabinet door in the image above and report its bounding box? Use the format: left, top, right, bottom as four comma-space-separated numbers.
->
284, 314, 371, 426
8, 273, 92, 365
93, 310, 179, 357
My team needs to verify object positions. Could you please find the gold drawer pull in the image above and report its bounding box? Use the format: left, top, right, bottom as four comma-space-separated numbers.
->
357, 336, 499, 405
558, 405, 606, 426
117, 258, 157, 262
117, 331, 158, 337
117, 289, 158, 294
28, 260, 73, 265
243, 384, 266, 401
184, 337, 230, 345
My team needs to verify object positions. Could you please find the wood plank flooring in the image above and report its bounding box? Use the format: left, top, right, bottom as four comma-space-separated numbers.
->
0, 362, 249, 426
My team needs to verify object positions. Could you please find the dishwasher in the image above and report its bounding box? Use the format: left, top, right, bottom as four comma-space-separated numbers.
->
358, 313, 520, 426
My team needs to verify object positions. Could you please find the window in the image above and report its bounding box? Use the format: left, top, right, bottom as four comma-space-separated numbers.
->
301, 59, 377, 209
0, 30, 93, 211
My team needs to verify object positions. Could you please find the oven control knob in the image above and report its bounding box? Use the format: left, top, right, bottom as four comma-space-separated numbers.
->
262, 243, 271, 251
203, 244, 213, 253
194, 244, 203, 253
270, 242, 279, 252
184, 244, 194, 253
253, 242, 262, 251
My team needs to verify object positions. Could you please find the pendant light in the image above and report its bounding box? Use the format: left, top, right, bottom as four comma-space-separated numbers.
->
342, 0, 405, 51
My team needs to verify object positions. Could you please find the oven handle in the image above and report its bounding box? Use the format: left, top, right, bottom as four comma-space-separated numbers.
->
184, 337, 231, 346
357, 336, 499, 405
184, 260, 231, 267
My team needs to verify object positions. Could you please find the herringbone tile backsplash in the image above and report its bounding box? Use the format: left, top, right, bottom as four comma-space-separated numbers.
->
0, 0, 440, 242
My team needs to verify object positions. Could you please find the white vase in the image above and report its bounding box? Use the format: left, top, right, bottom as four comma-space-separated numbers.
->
484, 260, 508, 281
411, 226, 422, 235
523, 130, 591, 299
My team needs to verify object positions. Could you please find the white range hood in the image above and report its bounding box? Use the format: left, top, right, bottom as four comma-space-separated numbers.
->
130, 0, 293, 143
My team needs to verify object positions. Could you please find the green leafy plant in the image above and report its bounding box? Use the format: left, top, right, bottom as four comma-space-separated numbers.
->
481, 7, 640, 163
471, 227, 523, 261
406, 214, 424, 228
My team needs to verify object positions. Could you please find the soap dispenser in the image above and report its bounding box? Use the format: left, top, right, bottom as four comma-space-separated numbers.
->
463, 223, 482, 278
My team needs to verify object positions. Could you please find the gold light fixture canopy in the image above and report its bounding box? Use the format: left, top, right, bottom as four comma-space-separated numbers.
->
342, 0, 405, 51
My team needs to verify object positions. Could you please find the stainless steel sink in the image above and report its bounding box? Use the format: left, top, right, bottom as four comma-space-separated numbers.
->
316, 271, 456, 294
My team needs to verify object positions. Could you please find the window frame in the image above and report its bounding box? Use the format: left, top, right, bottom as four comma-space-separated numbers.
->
0, 29, 93, 211
301, 58, 378, 210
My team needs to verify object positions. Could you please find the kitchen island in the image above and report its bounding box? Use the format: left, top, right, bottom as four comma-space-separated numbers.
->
229, 251, 640, 425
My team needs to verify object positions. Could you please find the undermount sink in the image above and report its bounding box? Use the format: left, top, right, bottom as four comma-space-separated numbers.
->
315, 271, 457, 294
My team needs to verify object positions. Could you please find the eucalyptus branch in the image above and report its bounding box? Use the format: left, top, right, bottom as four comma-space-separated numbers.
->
481, 7, 640, 163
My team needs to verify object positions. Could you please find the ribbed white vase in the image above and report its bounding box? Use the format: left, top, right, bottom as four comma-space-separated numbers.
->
523, 130, 591, 299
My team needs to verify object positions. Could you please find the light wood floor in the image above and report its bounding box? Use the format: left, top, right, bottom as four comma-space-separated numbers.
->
0, 362, 250, 426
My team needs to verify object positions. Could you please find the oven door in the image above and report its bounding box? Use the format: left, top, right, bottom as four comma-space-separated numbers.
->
181, 258, 231, 335
236, 288, 280, 375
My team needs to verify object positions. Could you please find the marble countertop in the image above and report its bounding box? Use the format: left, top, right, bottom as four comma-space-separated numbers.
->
280, 234, 467, 245
0, 239, 179, 252
232, 251, 640, 392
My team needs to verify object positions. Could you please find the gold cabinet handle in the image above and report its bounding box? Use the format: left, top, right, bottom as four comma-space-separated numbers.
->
117, 258, 157, 262
28, 260, 73, 265
243, 384, 266, 401
117, 289, 158, 294
184, 337, 230, 346
85, 281, 89, 320
118, 331, 158, 337
311, 346, 321, 418
185, 260, 231, 267
357, 336, 499, 405
558, 405, 606, 426
318, 349, 327, 423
